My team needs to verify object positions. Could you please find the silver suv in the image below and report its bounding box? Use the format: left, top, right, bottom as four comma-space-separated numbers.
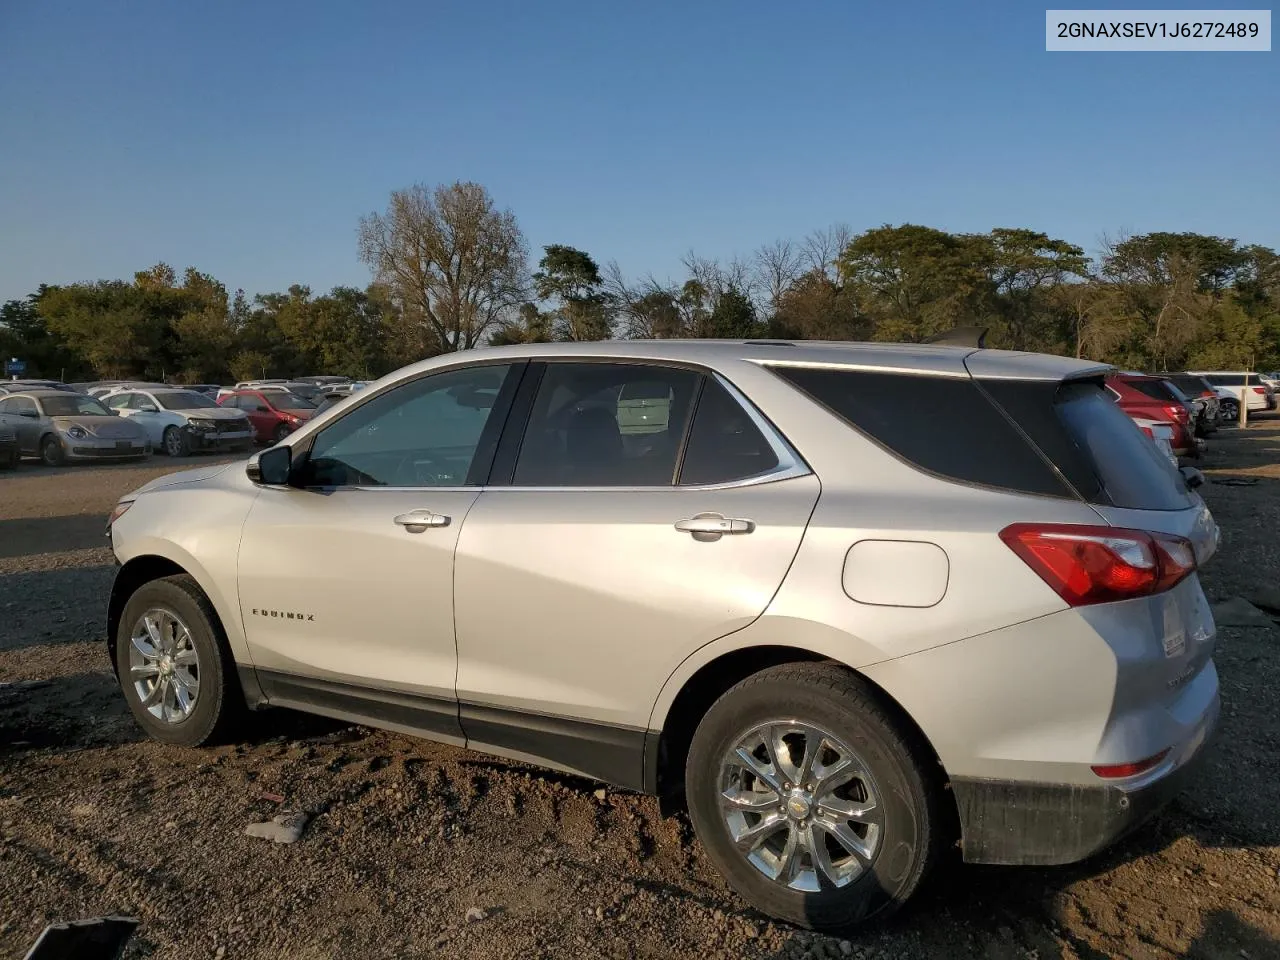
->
105, 340, 1221, 930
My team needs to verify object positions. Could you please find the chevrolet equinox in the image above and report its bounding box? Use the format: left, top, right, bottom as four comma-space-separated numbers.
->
106, 339, 1221, 930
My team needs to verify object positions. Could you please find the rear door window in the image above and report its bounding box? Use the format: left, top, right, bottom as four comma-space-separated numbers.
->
512, 362, 699, 486
1204, 373, 1245, 386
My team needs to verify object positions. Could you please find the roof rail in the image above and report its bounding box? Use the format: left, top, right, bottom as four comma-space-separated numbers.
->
925, 326, 987, 348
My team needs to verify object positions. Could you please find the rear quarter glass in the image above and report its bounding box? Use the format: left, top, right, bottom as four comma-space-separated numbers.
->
768, 367, 1073, 498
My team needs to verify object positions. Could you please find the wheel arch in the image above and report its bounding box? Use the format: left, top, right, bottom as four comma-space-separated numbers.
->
646, 641, 957, 836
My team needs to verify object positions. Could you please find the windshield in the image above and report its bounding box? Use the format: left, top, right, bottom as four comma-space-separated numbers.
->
41, 395, 113, 417
276, 393, 316, 410
156, 390, 217, 410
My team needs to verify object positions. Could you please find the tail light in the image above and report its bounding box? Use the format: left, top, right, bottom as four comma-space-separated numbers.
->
1000, 523, 1196, 606
1252, 387, 1266, 394
1138, 424, 1154, 439
1162, 403, 1189, 422
1091, 749, 1170, 779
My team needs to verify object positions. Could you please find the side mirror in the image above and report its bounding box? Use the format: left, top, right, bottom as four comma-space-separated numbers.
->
1180, 465, 1205, 489
247, 444, 292, 485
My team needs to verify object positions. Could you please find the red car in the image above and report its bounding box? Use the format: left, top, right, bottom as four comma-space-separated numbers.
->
1105, 373, 1198, 457
218, 389, 316, 445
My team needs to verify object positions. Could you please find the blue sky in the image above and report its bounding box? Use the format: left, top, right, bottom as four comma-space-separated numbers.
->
0, 1, 1275, 303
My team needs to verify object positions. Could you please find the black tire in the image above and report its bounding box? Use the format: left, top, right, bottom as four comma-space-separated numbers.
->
163, 425, 189, 457
272, 423, 291, 445
114, 574, 244, 746
40, 434, 65, 467
0, 446, 17, 469
685, 663, 943, 932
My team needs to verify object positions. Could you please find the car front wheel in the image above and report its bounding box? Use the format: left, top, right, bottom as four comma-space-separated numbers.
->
163, 425, 189, 457
685, 663, 943, 932
114, 575, 243, 746
40, 435, 65, 466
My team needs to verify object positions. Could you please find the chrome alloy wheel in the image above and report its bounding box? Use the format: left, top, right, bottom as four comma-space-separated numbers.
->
128, 608, 200, 723
718, 720, 884, 892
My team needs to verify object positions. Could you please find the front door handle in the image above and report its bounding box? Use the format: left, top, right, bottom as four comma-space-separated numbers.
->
674, 513, 755, 541
393, 510, 451, 532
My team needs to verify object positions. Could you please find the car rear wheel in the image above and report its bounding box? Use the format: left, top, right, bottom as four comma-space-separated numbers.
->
1, 446, 17, 469
163, 425, 188, 457
114, 575, 243, 746
685, 663, 942, 931
40, 435, 64, 467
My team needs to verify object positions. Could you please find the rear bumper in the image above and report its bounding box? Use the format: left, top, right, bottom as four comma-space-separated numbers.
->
953, 690, 1218, 865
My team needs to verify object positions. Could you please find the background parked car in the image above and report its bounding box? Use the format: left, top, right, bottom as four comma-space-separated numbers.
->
1164, 374, 1221, 435
103, 387, 254, 457
1105, 373, 1200, 457
88, 381, 169, 398
0, 390, 150, 465
217, 389, 316, 444
1129, 417, 1179, 468
1188, 371, 1276, 412
0, 379, 78, 394
0, 421, 18, 468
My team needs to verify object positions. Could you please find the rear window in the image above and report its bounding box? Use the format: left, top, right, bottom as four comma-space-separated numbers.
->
1049, 381, 1192, 511
1204, 373, 1247, 386
1168, 375, 1211, 396
770, 367, 1073, 498
1126, 379, 1178, 402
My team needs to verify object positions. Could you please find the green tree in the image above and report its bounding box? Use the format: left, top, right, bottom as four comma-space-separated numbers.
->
838, 225, 992, 342
0, 288, 85, 379
707, 286, 762, 338
533, 244, 614, 341
978, 228, 1088, 352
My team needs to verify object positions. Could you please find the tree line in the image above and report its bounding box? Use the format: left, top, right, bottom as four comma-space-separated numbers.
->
3, 180, 1277, 384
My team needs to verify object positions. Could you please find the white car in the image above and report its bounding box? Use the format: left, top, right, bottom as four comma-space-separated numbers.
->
1130, 417, 1178, 467
1187, 371, 1275, 412
103, 387, 254, 456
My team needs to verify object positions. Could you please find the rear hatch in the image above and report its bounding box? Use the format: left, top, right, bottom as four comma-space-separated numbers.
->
972, 368, 1218, 701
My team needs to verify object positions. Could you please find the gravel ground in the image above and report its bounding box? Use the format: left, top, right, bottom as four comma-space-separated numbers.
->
1, 433, 1278, 960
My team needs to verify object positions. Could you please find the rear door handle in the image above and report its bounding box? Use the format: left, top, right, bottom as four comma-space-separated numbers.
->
393, 510, 451, 531
674, 513, 755, 540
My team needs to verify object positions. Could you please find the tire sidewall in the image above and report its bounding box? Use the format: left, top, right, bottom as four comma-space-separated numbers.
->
41, 435, 64, 466
272, 424, 290, 444
115, 579, 228, 746
163, 426, 186, 457
686, 674, 930, 930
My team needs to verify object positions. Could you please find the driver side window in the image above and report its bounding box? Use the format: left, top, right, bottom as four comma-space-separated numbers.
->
107, 393, 132, 409
302, 364, 514, 488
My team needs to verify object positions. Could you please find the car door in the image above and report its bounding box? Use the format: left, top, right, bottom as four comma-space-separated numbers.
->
116, 392, 161, 445
236, 360, 524, 745
2, 396, 42, 452
452, 361, 821, 786
241, 392, 276, 441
